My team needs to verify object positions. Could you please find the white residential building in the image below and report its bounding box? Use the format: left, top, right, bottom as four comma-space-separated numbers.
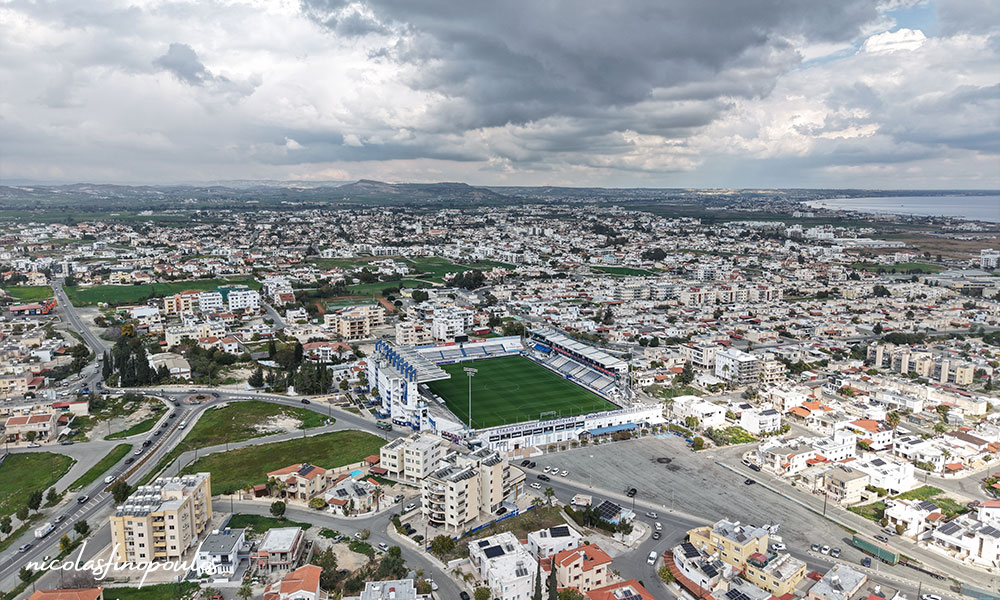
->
198, 291, 224, 313
741, 407, 782, 435
227, 289, 261, 312
672, 395, 725, 429
851, 455, 917, 495
715, 348, 760, 386
525, 524, 583, 559
195, 527, 245, 578
379, 433, 449, 483
810, 430, 857, 462
468, 532, 538, 600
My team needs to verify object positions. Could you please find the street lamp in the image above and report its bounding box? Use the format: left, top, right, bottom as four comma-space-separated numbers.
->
464, 367, 477, 431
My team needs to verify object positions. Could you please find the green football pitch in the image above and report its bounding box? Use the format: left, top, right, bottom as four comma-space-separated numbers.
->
426, 355, 615, 429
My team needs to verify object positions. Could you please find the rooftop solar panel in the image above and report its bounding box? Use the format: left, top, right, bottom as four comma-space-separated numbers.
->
483, 546, 505, 559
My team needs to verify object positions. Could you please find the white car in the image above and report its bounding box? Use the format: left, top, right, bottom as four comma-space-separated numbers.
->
530, 482, 542, 489
920, 595, 942, 600
821, 545, 831, 555
561, 470, 569, 477
427, 579, 439, 591
104, 476, 116, 484
647, 551, 657, 565
543, 466, 551, 473
655, 522, 662, 531
377, 542, 389, 552
771, 543, 787, 552
27, 443, 40, 448
404, 503, 416, 512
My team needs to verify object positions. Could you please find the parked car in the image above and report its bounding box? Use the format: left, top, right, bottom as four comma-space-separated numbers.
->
27, 442, 40, 448
561, 470, 568, 477
821, 545, 830, 555
496, 507, 507, 515
830, 547, 841, 558
646, 511, 658, 519
530, 482, 542, 489
920, 595, 942, 600
771, 543, 786, 552
460, 592, 471, 600
744, 478, 756, 485
862, 557, 872, 567
875, 535, 889, 543
404, 503, 416, 512
626, 488, 637, 497
810, 544, 821, 552
538, 474, 550, 481
647, 551, 657, 565
60, 440, 74, 446
520, 460, 531, 467
655, 522, 662, 531
377, 542, 389, 552
651, 531, 661, 540
748, 464, 761, 472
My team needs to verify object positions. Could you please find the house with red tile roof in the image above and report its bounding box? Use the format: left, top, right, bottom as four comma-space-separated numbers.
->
28, 589, 103, 600
4, 412, 58, 442
262, 564, 326, 600
541, 544, 614, 593
584, 579, 656, 600
267, 463, 332, 502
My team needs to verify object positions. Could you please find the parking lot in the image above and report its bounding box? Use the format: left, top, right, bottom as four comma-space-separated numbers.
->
534, 435, 910, 574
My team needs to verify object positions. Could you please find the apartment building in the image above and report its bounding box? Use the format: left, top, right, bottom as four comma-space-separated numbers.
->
687, 519, 770, 568
267, 463, 333, 502
715, 348, 760, 386
823, 465, 869, 505
468, 532, 538, 600
526, 524, 583, 559
422, 448, 525, 531
395, 320, 433, 346
431, 307, 474, 341
109, 473, 213, 564
543, 544, 614, 594
851, 455, 917, 495
811, 429, 857, 462
344, 580, 431, 600
226, 289, 261, 312
758, 354, 786, 386
379, 433, 448, 483
325, 305, 385, 341
163, 290, 200, 315
198, 291, 224, 313
672, 395, 725, 429
680, 342, 718, 369
164, 320, 227, 347
0, 371, 31, 398
869, 343, 975, 387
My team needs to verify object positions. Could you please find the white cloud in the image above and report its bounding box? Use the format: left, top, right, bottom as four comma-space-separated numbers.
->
861, 28, 927, 53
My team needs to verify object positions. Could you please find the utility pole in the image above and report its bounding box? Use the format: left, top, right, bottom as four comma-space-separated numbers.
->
464, 367, 477, 431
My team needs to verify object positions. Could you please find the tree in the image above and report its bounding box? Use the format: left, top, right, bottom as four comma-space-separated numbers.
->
308, 496, 327, 510
313, 546, 340, 590
46, 487, 59, 505
0, 516, 12, 535
411, 289, 429, 302
544, 487, 555, 505
111, 481, 132, 504
202, 587, 220, 600
27, 490, 43, 512
74, 520, 90, 536
533, 560, 543, 600
886, 411, 901, 432
474, 588, 491, 600
559, 590, 586, 600
873, 322, 884, 335
18, 566, 33, 584
676, 360, 694, 385
15, 505, 28, 522
429, 535, 456, 557
237, 582, 254, 600
548, 558, 559, 600
692, 437, 705, 451
249, 366, 265, 388
270, 500, 286, 519
658, 564, 675, 583
59, 533, 73, 553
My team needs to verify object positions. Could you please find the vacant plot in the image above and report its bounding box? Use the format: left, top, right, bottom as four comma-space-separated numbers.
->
68, 444, 132, 491
1, 285, 53, 302
591, 265, 656, 276
0, 453, 75, 519
406, 256, 513, 283
95, 582, 199, 600
182, 430, 385, 494
427, 355, 615, 429
227, 513, 311, 534
106, 403, 167, 440
63, 277, 261, 306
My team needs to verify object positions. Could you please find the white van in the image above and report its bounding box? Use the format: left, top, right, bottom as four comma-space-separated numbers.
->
647, 551, 657, 565
179, 421, 187, 429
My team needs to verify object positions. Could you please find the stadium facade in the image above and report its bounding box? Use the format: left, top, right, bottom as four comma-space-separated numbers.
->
367, 328, 665, 451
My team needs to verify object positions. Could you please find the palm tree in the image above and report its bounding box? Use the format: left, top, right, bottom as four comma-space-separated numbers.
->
237, 582, 253, 600
886, 411, 900, 437
372, 487, 383, 512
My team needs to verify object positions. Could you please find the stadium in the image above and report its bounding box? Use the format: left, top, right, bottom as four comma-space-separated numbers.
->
367, 327, 663, 451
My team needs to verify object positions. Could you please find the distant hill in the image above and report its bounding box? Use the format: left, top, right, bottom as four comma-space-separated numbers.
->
334, 180, 512, 204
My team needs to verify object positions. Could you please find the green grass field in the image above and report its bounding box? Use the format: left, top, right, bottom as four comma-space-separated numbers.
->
63, 277, 262, 306
346, 279, 432, 295
427, 356, 614, 429
0, 453, 75, 520
227, 513, 312, 533
590, 265, 656, 276
1, 285, 53, 302
850, 262, 945, 274
406, 256, 514, 283
181, 430, 385, 494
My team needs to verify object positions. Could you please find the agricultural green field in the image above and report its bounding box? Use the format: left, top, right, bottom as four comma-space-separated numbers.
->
849, 262, 945, 274
427, 355, 614, 429
63, 277, 262, 306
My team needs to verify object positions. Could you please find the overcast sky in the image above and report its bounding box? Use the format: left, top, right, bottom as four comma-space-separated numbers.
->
1, 0, 998, 188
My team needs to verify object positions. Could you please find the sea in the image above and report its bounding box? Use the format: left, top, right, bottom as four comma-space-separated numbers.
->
804, 195, 1000, 223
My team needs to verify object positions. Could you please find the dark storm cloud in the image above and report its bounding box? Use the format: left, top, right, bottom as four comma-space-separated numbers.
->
153, 43, 212, 85
302, 0, 877, 132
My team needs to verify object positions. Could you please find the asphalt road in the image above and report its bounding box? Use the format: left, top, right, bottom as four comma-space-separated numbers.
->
527, 435, 973, 598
